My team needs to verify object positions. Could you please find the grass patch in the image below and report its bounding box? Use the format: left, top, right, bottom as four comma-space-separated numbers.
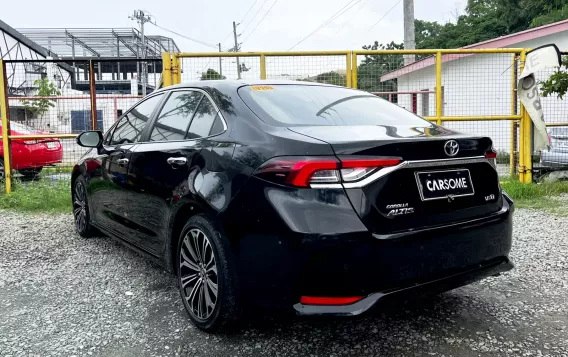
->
0, 176, 566, 215
0, 180, 71, 213
42, 166, 74, 175
501, 179, 568, 214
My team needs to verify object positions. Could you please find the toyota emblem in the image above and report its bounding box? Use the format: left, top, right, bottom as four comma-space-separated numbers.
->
444, 140, 459, 157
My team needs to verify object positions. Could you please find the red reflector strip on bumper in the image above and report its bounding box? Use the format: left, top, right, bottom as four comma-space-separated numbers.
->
300, 296, 364, 305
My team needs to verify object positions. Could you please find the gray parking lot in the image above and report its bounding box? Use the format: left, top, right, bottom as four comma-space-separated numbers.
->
1, 208, 567, 357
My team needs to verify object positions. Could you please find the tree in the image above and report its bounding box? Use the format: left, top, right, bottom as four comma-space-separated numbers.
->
411, 0, 568, 51
200, 69, 225, 80
300, 71, 346, 86
540, 56, 568, 99
531, 3, 568, 27
357, 41, 403, 94
21, 77, 60, 119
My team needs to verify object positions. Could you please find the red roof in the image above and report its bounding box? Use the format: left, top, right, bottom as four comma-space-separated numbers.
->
380, 19, 568, 82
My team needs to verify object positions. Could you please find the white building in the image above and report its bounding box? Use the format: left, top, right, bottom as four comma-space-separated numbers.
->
380, 19, 568, 151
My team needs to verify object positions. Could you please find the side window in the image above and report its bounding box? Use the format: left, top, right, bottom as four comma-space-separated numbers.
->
109, 94, 163, 145
150, 91, 203, 142
187, 97, 218, 139
209, 114, 225, 136
103, 123, 115, 145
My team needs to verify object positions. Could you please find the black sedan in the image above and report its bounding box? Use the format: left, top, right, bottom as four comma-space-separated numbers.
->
72, 80, 513, 332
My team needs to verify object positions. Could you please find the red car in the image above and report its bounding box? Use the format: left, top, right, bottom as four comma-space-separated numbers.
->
0, 121, 63, 179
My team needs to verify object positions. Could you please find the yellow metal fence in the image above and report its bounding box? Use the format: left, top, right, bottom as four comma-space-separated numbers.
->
163, 49, 540, 182
2, 49, 567, 194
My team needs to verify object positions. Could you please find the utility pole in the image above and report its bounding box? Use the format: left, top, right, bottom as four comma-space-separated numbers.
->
403, 0, 416, 66
219, 43, 223, 78
130, 10, 153, 95
232, 21, 241, 80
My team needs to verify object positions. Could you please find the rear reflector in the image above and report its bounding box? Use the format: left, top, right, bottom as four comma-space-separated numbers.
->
300, 296, 364, 305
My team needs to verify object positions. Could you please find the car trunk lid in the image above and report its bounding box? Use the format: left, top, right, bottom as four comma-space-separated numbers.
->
289, 125, 502, 233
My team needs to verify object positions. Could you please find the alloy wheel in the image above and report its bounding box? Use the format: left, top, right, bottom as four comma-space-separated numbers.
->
73, 181, 87, 232
179, 228, 219, 321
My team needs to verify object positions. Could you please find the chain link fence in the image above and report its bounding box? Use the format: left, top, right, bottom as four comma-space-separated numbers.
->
2, 49, 565, 194
532, 53, 568, 178
0, 59, 158, 188
171, 50, 526, 179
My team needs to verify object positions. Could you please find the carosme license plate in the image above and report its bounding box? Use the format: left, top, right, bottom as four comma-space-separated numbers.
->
46, 142, 56, 149
415, 169, 474, 201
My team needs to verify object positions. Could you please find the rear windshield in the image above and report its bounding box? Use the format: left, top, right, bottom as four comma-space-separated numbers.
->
238, 84, 430, 126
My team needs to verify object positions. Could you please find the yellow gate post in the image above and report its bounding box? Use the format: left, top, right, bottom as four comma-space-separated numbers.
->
518, 50, 532, 183
260, 54, 267, 80
510, 53, 517, 178
351, 51, 358, 89
172, 54, 181, 85
0, 60, 12, 194
435, 51, 443, 126
346, 52, 352, 88
161, 52, 173, 87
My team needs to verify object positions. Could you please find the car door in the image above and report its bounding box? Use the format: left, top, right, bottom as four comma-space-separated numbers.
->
88, 93, 165, 240
126, 89, 225, 255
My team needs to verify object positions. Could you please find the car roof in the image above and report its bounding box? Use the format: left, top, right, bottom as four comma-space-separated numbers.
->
153, 79, 339, 94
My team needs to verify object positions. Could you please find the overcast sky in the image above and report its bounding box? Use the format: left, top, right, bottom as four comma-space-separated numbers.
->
3, 0, 467, 52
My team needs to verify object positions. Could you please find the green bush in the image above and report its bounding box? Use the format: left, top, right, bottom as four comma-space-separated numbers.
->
496, 150, 510, 165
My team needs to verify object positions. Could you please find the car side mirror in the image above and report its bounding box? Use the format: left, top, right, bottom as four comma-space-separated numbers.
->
77, 131, 103, 148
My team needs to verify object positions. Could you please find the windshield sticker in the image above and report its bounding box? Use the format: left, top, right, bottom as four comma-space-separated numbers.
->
250, 85, 274, 91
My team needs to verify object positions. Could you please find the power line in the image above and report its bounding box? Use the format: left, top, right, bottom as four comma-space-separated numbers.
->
287, 0, 362, 51
336, 0, 372, 34
150, 22, 218, 49
240, 0, 260, 26
219, 0, 260, 50
367, 0, 402, 32
220, 30, 234, 49
241, 0, 280, 44
240, 0, 269, 34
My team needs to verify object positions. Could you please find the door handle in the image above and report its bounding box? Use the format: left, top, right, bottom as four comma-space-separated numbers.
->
167, 157, 187, 166
117, 158, 129, 166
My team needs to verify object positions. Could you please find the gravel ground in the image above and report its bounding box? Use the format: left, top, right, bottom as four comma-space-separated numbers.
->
1, 208, 568, 357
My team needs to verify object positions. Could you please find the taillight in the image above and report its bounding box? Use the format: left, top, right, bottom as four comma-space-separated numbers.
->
548, 135, 551, 146
254, 156, 402, 187
339, 157, 402, 183
485, 149, 497, 169
23, 140, 38, 145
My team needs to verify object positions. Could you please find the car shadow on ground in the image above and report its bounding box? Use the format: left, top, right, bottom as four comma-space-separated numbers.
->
81, 232, 520, 357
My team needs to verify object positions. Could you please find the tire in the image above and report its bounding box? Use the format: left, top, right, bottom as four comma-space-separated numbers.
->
72, 176, 98, 238
0, 158, 4, 181
19, 167, 43, 180
177, 214, 241, 332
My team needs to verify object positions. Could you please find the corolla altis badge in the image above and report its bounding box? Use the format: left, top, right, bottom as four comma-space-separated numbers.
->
386, 203, 414, 217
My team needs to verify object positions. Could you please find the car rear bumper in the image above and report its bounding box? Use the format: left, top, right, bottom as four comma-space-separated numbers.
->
232, 190, 514, 310
294, 257, 513, 316
11, 145, 63, 169
540, 150, 568, 168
